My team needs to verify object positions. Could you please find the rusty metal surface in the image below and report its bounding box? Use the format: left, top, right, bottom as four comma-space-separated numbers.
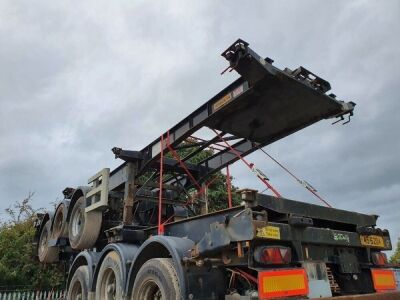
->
256, 193, 378, 227
191, 208, 255, 257
319, 291, 400, 300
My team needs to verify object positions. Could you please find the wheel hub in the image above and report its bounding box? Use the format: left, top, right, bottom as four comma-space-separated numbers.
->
102, 268, 117, 300
72, 210, 83, 237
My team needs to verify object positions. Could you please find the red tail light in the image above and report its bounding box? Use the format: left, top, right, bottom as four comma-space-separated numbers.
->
254, 246, 291, 265
371, 252, 388, 265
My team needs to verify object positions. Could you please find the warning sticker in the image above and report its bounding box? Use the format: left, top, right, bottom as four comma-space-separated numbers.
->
212, 93, 232, 112
256, 226, 281, 240
232, 84, 244, 98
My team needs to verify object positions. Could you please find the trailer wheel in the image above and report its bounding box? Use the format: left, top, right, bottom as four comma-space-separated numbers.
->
95, 251, 124, 300
131, 258, 181, 300
67, 265, 90, 300
68, 196, 102, 249
52, 203, 68, 239
38, 220, 59, 263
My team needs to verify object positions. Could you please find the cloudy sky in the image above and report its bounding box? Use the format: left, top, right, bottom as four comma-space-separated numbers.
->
0, 1, 399, 253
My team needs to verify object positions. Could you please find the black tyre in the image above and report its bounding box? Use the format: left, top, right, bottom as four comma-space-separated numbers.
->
95, 251, 124, 300
38, 220, 59, 263
68, 196, 102, 249
67, 265, 90, 300
131, 258, 181, 300
52, 202, 68, 239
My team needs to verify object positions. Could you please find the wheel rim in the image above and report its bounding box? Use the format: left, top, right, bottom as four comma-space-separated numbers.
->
139, 280, 163, 300
53, 204, 64, 238
100, 268, 117, 300
54, 211, 63, 237
70, 280, 83, 300
39, 228, 48, 256
71, 209, 83, 237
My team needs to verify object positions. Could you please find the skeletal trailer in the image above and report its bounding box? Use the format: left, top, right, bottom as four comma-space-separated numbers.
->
34, 39, 399, 299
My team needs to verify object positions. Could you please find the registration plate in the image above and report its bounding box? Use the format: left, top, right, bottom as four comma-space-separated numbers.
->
360, 235, 385, 248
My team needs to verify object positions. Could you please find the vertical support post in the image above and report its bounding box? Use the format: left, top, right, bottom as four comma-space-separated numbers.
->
158, 135, 164, 235
226, 165, 232, 208
123, 163, 136, 225
237, 241, 244, 258
200, 183, 209, 214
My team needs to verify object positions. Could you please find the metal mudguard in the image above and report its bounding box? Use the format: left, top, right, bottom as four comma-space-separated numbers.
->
125, 236, 195, 298
67, 250, 101, 293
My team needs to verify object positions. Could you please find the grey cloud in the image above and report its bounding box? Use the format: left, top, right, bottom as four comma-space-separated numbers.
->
0, 0, 399, 252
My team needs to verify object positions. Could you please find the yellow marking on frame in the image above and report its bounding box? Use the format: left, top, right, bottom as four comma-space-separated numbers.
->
212, 93, 232, 112
256, 225, 281, 239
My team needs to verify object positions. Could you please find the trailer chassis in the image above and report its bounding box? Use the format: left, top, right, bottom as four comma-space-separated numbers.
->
33, 39, 399, 299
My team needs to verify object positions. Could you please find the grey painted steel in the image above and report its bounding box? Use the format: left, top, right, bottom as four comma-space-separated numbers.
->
255, 193, 377, 227
392, 268, 400, 290
145, 206, 246, 243
85, 168, 110, 212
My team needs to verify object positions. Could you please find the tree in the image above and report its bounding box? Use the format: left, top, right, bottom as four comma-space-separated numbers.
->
0, 193, 64, 291
165, 139, 242, 212
390, 239, 400, 264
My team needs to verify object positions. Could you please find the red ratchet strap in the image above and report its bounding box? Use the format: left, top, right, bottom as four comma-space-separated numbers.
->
259, 148, 332, 208
189, 135, 226, 152
234, 268, 258, 284
161, 213, 175, 226
212, 129, 282, 198
166, 131, 201, 190
226, 165, 233, 208
158, 134, 165, 235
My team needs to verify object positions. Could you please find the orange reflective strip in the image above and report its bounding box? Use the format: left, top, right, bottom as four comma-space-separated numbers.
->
258, 269, 309, 299
371, 269, 396, 291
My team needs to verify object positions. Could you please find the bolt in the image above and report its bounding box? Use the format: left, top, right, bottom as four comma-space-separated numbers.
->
107, 283, 115, 294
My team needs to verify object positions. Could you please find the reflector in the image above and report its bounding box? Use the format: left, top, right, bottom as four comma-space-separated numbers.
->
258, 268, 308, 299
371, 269, 397, 292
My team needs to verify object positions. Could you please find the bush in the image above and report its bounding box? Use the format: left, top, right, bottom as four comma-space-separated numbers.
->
0, 193, 64, 291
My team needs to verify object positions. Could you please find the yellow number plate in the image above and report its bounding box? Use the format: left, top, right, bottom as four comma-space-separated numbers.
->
360, 235, 384, 248
256, 226, 281, 240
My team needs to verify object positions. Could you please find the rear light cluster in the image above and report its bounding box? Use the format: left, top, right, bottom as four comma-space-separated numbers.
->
372, 252, 388, 266
254, 246, 291, 265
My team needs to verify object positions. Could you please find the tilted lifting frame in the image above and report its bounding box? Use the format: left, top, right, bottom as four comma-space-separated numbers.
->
85, 39, 355, 229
